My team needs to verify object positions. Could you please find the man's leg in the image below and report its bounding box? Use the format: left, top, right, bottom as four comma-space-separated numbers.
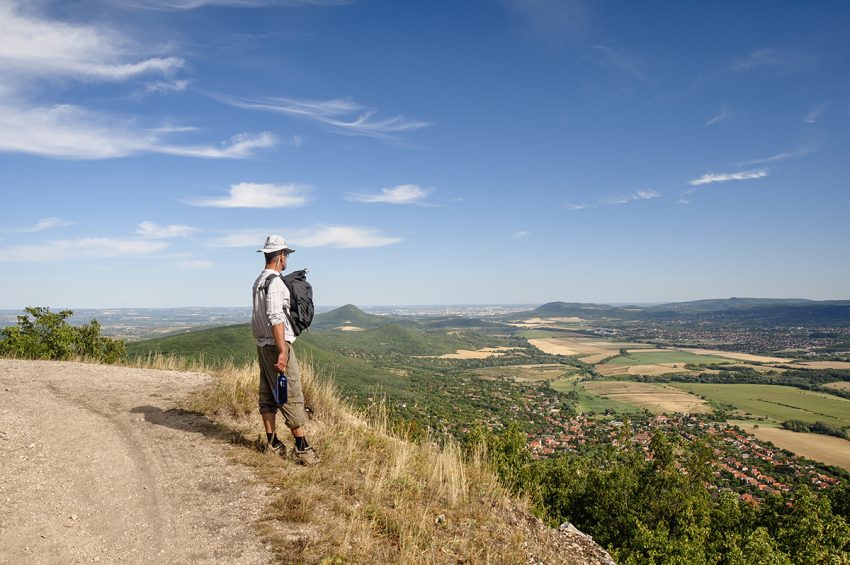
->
279, 348, 319, 465
257, 346, 284, 451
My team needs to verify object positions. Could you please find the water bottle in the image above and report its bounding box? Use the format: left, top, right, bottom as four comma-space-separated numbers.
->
276, 372, 288, 405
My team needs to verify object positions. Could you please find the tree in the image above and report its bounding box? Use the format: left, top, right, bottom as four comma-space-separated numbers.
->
0, 307, 126, 364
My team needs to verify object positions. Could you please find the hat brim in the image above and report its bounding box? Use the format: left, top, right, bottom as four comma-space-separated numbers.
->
257, 245, 296, 254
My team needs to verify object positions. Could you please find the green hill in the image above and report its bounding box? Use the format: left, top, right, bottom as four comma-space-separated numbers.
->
311, 304, 393, 330
126, 324, 256, 365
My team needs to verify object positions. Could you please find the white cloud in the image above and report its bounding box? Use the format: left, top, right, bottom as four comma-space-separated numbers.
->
136, 221, 197, 239
0, 1, 183, 82
345, 184, 431, 205
0, 237, 169, 262
739, 147, 813, 166
728, 48, 811, 73
189, 182, 309, 208
7, 217, 75, 233
117, 0, 350, 9
564, 203, 593, 210
706, 106, 730, 126
689, 169, 767, 186
209, 226, 401, 249
602, 189, 659, 205
145, 79, 190, 94
511, 231, 529, 239
292, 226, 401, 248
218, 94, 430, 140
0, 101, 278, 159
803, 102, 828, 124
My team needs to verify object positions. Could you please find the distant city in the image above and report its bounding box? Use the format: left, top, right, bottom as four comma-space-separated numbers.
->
0, 305, 536, 341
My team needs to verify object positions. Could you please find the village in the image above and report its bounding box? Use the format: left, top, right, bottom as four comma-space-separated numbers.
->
527, 412, 845, 501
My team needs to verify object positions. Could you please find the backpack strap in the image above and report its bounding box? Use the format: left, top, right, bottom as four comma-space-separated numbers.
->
261, 273, 296, 331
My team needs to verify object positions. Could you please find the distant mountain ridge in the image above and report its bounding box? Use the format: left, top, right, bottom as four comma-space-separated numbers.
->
525, 298, 850, 325
310, 304, 394, 330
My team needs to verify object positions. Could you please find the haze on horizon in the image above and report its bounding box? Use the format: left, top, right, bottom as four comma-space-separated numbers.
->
1, 1, 848, 309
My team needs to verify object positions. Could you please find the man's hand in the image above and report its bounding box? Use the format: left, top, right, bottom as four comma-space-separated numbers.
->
275, 348, 289, 373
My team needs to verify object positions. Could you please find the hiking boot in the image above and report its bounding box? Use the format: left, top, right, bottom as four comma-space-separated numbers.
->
265, 437, 288, 458
293, 446, 320, 466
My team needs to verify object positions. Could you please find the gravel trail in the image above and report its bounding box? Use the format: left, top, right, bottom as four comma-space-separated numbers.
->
0, 359, 274, 564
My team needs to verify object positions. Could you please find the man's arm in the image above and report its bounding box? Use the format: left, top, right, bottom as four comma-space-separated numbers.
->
272, 323, 289, 373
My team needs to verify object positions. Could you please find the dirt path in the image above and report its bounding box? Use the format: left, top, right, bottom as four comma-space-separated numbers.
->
0, 359, 275, 564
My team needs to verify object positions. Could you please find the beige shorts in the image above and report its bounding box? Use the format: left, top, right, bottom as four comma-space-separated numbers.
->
257, 344, 306, 429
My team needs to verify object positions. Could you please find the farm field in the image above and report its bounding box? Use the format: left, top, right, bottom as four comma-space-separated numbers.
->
735, 423, 850, 472
550, 375, 585, 392
573, 385, 642, 415
670, 384, 850, 428
472, 364, 580, 382
605, 350, 734, 366
436, 346, 522, 359
791, 361, 850, 370
582, 381, 711, 414
674, 348, 788, 364
528, 336, 654, 362
825, 381, 850, 392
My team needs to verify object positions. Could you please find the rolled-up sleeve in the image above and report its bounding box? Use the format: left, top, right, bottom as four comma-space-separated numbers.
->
265, 277, 295, 342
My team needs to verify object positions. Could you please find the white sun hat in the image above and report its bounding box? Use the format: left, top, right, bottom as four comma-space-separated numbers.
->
257, 234, 296, 254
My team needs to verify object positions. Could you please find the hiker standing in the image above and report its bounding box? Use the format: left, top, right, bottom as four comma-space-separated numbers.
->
252, 234, 320, 466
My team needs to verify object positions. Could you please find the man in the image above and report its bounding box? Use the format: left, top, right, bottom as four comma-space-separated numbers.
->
252, 234, 320, 466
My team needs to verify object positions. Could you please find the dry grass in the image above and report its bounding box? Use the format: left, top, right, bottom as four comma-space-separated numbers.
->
825, 381, 850, 392
128, 353, 562, 563
792, 361, 850, 370
673, 348, 788, 364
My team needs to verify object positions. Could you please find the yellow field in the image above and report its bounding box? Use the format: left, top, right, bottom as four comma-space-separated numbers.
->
825, 382, 850, 392
736, 423, 850, 472
529, 337, 653, 360
473, 364, 578, 382
674, 348, 788, 364
437, 346, 521, 359
792, 361, 850, 370
510, 317, 585, 328
582, 381, 711, 414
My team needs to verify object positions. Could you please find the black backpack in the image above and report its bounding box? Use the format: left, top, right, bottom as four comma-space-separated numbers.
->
262, 269, 314, 336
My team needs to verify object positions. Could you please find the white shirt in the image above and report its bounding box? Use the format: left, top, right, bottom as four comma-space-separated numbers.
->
252, 269, 295, 346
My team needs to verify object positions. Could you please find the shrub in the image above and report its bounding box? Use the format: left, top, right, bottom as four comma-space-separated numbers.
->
0, 306, 126, 364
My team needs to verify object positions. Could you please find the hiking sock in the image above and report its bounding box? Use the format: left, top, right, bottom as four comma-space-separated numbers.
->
295, 437, 309, 451
267, 433, 283, 447
266, 432, 274, 443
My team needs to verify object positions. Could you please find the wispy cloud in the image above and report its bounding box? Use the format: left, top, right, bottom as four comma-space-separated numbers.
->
728, 48, 811, 73
0, 2, 277, 160
217, 95, 430, 140
344, 184, 431, 205
209, 226, 401, 249
189, 182, 310, 208
591, 44, 647, 83
0, 1, 183, 83
116, 0, 351, 9
602, 189, 659, 205
564, 203, 594, 210
0, 101, 278, 159
0, 237, 169, 262
511, 230, 529, 239
706, 105, 731, 126
292, 226, 401, 248
6, 217, 75, 233
689, 169, 767, 186
145, 79, 190, 94
738, 147, 813, 166
136, 221, 197, 239
803, 102, 829, 124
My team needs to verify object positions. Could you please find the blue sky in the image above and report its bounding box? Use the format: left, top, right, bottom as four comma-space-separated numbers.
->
1, 0, 849, 308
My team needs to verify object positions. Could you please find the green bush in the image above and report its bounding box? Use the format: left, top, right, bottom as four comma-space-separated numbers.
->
0, 307, 125, 364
